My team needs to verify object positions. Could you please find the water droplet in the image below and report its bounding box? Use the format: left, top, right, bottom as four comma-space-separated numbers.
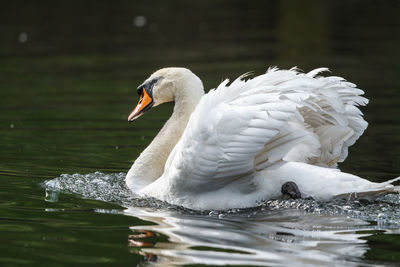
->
133, 16, 147, 27
10, 124, 14, 128
18, 32, 28, 43
45, 189, 59, 202
209, 210, 218, 216
377, 213, 386, 219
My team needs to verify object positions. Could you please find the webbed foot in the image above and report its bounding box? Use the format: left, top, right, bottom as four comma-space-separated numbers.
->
281, 181, 302, 199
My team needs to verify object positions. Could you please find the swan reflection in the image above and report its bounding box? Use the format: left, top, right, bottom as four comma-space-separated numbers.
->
124, 207, 374, 266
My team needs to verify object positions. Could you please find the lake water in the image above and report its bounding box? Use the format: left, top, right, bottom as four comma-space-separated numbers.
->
1, 0, 400, 266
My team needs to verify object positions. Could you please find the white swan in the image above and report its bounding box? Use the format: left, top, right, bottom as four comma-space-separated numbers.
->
125, 67, 399, 210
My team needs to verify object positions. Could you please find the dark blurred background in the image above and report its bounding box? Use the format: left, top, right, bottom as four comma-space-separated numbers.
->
0, 0, 399, 178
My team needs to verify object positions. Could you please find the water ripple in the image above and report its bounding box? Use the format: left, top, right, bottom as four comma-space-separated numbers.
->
42, 172, 400, 266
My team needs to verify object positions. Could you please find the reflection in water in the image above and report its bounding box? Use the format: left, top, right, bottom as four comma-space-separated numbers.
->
125, 207, 374, 266
44, 172, 400, 266
128, 230, 158, 263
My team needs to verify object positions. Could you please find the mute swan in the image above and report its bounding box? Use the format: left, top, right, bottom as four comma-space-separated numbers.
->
126, 67, 399, 210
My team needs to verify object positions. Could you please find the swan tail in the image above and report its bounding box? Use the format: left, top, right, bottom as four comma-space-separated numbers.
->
383, 176, 400, 185
262, 162, 400, 202
334, 176, 400, 200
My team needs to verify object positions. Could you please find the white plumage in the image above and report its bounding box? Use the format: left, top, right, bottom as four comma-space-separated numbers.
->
126, 67, 399, 210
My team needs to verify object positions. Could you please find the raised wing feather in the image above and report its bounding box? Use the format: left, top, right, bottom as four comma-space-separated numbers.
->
254, 68, 368, 169
163, 68, 368, 192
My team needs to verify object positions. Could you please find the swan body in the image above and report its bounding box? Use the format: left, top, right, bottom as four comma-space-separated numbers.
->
126, 67, 399, 210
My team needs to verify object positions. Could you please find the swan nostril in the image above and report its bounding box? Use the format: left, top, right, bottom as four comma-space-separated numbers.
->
138, 92, 145, 104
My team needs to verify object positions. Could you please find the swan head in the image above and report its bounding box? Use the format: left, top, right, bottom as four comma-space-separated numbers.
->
128, 67, 204, 122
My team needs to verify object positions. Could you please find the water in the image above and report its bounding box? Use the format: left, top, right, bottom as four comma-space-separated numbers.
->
42, 172, 400, 266
1, 0, 400, 266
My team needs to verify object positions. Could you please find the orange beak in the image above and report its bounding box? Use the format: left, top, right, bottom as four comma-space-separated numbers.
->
128, 89, 154, 122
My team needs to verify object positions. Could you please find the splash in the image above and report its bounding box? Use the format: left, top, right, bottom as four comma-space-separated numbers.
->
43, 172, 132, 205
43, 172, 400, 225
260, 196, 400, 226
43, 172, 168, 209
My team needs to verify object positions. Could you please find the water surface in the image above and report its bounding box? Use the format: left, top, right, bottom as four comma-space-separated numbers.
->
1, 0, 400, 266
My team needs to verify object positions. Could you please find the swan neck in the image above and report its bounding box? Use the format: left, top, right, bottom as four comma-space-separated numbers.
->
126, 78, 204, 192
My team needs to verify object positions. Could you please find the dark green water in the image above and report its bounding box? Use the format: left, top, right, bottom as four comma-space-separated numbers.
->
1, 0, 400, 266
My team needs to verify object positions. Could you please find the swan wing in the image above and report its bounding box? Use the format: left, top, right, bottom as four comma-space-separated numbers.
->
160, 68, 367, 194
302, 68, 368, 166
162, 71, 310, 192
254, 68, 368, 169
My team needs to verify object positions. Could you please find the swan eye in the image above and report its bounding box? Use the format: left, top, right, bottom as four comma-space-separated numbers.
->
137, 77, 161, 97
